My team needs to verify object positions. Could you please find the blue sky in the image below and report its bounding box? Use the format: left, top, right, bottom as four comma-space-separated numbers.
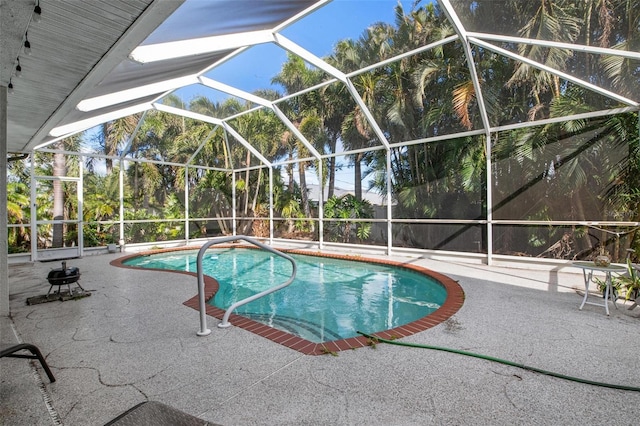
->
174, 0, 418, 103
171, 1, 420, 191
89, 1, 421, 189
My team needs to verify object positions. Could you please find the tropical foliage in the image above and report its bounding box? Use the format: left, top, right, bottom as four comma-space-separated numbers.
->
324, 194, 374, 243
7, 0, 640, 261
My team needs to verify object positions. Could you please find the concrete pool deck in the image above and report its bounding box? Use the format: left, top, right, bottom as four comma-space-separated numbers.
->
3, 249, 640, 425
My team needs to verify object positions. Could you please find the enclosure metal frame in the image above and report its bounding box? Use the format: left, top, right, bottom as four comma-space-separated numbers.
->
9, 1, 640, 265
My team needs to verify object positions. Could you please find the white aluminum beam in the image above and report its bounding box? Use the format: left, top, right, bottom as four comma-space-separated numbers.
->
344, 78, 390, 150
0, 87, 7, 315
468, 32, 640, 61
199, 76, 273, 107
272, 157, 317, 168
153, 103, 224, 125
271, 105, 323, 159
224, 104, 265, 122
489, 106, 638, 134
272, 0, 332, 32
347, 35, 459, 79
269, 167, 274, 244
187, 127, 219, 165
119, 111, 148, 159
78, 156, 85, 257
184, 166, 190, 244
440, 0, 492, 132
118, 160, 125, 246
273, 78, 339, 106
221, 122, 272, 167
273, 33, 347, 83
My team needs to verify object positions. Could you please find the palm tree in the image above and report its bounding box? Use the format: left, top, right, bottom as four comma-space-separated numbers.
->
51, 142, 66, 247
49, 134, 82, 248
508, 1, 581, 108
272, 53, 326, 230
7, 181, 30, 252
82, 169, 123, 246
331, 35, 386, 202
597, 0, 640, 100
228, 102, 285, 234
318, 81, 352, 198
98, 114, 141, 174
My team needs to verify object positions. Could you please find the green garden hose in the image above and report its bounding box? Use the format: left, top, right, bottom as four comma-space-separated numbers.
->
356, 331, 640, 392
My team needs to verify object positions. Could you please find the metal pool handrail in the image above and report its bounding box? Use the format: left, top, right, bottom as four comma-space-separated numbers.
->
196, 235, 297, 336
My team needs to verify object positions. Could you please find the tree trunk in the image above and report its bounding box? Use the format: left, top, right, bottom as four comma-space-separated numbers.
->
328, 136, 337, 198
287, 149, 294, 193
354, 153, 363, 202
299, 161, 313, 232
214, 211, 228, 235
142, 175, 150, 210
133, 162, 140, 209
251, 167, 262, 213
52, 149, 66, 248
243, 151, 251, 215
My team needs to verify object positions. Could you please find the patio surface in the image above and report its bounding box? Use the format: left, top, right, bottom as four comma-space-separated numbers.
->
2, 249, 640, 425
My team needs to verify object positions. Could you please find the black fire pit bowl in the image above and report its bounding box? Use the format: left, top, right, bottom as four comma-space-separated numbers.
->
46, 261, 85, 296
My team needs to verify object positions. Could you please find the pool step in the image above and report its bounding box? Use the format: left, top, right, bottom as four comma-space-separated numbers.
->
241, 312, 343, 342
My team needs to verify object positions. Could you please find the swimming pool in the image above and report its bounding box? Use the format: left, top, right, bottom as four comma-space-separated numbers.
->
116, 247, 464, 354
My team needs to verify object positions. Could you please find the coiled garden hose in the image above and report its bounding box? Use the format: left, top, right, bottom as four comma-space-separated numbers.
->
356, 331, 640, 393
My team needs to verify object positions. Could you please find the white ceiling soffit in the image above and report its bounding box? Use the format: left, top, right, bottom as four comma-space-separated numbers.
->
81, 52, 230, 100
76, 75, 200, 112
3, 0, 185, 153
129, 30, 277, 63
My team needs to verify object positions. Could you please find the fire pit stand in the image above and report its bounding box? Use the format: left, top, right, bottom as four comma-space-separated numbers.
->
26, 260, 90, 305
46, 261, 84, 296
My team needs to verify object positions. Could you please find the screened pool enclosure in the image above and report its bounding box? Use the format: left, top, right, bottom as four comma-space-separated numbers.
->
4, 0, 640, 267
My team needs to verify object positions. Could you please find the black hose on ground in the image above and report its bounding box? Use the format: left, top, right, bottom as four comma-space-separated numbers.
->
356, 331, 640, 393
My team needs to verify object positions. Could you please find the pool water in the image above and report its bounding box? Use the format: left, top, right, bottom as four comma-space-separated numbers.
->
125, 248, 447, 343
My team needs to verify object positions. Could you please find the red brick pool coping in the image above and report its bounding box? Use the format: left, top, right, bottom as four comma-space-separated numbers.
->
111, 246, 465, 355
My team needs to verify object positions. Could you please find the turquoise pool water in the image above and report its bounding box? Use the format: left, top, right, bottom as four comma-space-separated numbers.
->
125, 248, 447, 343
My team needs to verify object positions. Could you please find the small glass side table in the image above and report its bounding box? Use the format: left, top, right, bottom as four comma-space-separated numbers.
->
573, 261, 627, 315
